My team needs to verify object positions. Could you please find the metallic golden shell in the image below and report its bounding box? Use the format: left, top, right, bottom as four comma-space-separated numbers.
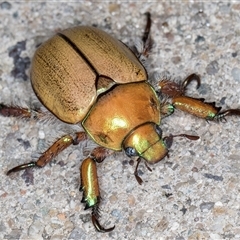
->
83, 82, 161, 150
31, 26, 147, 124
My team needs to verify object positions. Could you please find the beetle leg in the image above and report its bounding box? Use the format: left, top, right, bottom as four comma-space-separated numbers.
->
80, 157, 115, 232
172, 96, 223, 120
0, 103, 44, 120
158, 73, 200, 98
7, 132, 88, 175
181, 73, 201, 90
134, 158, 143, 185
160, 101, 175, 118
91, 147, 113, 163
134, 12, 153, 58
213, 109, 240, 122
140, 12, 153, 58
158, 79, 185, 97
92, 213, 115, 233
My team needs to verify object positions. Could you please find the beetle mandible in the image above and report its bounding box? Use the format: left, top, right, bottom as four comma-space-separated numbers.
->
1, 13, 240, 232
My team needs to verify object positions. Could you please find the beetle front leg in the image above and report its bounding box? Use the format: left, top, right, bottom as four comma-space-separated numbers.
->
172, 96, 240, 121
80, 157, 115, 232
158, 73, 201, 98
7, 132, 88, 175
158, 74, 240, 121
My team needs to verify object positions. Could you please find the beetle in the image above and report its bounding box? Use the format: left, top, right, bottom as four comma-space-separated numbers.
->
1, 12, 240, 232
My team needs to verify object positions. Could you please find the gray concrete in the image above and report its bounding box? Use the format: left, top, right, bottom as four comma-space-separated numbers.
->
0, 1, 240, 239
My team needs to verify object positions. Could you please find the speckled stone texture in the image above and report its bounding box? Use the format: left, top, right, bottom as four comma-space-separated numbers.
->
1, 1, 240, 240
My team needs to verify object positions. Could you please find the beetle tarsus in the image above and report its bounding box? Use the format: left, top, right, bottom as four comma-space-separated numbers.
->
142, 12, 151, 44
7, 161, 37, 175
92, 210, 115, 233
215, 109, 240, 121
159, 74, 201, 98
159, 79, 185, 97
138, 12, 152, 58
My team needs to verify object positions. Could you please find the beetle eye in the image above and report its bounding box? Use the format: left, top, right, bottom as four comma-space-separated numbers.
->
125, 147, 138, 157
155, 125, 162, 137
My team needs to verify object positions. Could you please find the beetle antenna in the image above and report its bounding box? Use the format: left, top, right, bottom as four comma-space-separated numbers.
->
163, 134, 199, 149
134, 158, 143, 185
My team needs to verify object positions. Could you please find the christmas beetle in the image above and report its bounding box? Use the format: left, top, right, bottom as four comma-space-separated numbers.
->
1, 13, 240, 232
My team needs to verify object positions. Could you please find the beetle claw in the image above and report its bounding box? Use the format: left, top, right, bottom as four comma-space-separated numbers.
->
7, 161, 37, 175
92, 213, 115, 233
181, 73, 201, 90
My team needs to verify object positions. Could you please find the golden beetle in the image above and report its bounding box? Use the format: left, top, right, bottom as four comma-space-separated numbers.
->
1, 13, 240, 232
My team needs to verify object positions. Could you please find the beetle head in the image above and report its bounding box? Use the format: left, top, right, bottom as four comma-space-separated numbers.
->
123, 123, 168, 164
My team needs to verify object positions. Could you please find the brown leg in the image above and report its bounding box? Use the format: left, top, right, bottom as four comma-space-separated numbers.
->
141, 12, 153, 58
91, 146, 113, 163
134, 12, 153, 58
0, 103, 45, 120
158, 74, 237, 121
158, 73, 201, 98
7, 132, 88, 175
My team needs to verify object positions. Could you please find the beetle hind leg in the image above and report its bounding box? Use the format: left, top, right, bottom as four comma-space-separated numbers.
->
134, 12, 153, 59
140, 12, 153, 58
0, 103, 44, 120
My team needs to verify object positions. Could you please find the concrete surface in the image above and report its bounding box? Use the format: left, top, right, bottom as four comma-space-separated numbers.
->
0, 1, 240, 240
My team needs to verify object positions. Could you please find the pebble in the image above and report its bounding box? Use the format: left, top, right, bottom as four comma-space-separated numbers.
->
200, 202, 215, 211
231, 67, 240, 82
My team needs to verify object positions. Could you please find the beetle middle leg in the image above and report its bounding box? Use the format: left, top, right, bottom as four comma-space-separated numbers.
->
7, 132, 88, 174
